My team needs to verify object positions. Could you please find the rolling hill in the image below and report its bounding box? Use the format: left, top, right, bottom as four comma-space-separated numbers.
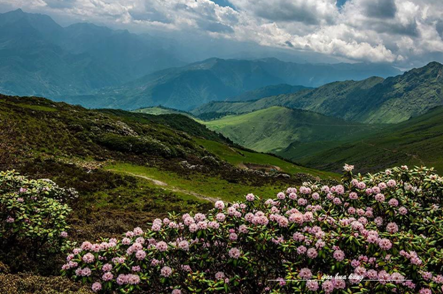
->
64, 58, 401, 110
278, 106, 443, 173
194, 62, 443, 124
202, 106, 383, 153
0, 94, 336, 238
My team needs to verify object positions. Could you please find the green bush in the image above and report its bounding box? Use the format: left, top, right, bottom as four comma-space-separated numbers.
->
0, 170, 72, 271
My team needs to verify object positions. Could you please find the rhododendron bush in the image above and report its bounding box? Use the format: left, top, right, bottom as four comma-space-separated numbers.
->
0, 170, 72, 269
63, 166, 443, 293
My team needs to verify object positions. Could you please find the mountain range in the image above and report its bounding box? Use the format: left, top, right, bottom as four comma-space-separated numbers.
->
64, 58, 402, 110
193, 62, 443, 124
0, 9, 184, 97
0, 9, 402, 110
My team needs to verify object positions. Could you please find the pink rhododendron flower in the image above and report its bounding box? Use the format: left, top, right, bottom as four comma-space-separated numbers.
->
378, 238, 392, 250
306, 280, 319, 291
215, 272, 225, 280
333, 249, 345, 261
91, 282, 102, 292
215, 201, 224, 210
298, 268, 312, 279
229, 248, 241, 259
245, 193, 255, 201
161, 266, 172, 277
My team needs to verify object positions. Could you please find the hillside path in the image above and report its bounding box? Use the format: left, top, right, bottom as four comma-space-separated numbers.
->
107, 169, 220, 203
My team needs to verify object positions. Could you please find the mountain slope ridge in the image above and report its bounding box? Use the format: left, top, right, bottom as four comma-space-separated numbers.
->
194, 62, 443, 124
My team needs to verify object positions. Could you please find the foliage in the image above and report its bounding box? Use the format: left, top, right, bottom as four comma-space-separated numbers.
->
63, 165, 443, 293
0, 170, 72, 271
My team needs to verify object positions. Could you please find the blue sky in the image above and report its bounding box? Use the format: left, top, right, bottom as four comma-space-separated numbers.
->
1, 0, 442, 67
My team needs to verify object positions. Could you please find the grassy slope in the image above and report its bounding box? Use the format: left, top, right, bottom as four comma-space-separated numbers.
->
133, 106, 191, 116
290, 106, 443, 173
105, 163, 295, 203
226, 84, 310, 102
202, 106, 383, 153
0, 95, 335, 240
195, 138, 338, 179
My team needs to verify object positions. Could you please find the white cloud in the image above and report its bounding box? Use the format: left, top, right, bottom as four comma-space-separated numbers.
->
1, 0, 443, 65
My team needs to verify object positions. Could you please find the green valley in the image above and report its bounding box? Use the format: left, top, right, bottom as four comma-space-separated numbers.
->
202, 106, 383, 153
281, 106, 443, 173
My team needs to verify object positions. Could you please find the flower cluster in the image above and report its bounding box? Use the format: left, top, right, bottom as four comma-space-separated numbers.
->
63, 166, 443, 293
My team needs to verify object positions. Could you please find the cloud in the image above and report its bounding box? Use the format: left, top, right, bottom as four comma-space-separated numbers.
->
229, 0, 338, 25
359, 0, 397, 19
1, 0, 443, 65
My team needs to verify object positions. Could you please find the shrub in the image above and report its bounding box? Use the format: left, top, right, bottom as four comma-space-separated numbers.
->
0, 170, 72, 270
63, 166, 443, 293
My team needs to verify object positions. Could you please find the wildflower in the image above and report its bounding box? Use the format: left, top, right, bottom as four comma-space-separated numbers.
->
215, 272, 225, 280
399, 207, 408, 215
333, 249, 345, 261
229, 247, 241, 259
156, 241, 168, 252
378, 238, 392, 250
306, 280, 319, 291
245, 193, 255, 201
307, 248, 318, 259
344, 164, 354, 172
178, 240, 189, 251
82, 253, 95, 263
322, 280, 334, 293
215, 201, 225, 210
299, 268, 312, 279
91, 282, 102, 292
133, 227, 144, 236
386, 222, 399, 233
161, 266, 173, 277
81, 241, 92, 251
136, 250, 146, 260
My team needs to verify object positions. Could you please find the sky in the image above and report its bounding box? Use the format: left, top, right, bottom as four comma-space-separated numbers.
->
1, 0, 443, 67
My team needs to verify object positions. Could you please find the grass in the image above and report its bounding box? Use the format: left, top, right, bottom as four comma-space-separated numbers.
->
195, 138, 339, 179
16, 103, 57, 112
294, 106, 443, 173
105, 162, 294, 202
201, 106, 382, 154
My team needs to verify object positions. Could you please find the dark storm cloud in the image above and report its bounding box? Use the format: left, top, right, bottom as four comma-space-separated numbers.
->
363, 0, 397, 19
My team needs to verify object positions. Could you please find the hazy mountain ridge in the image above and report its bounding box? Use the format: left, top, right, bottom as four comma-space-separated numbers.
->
194, 62, 443, 124
0, 9, 184, 98
70, 58, 402, 110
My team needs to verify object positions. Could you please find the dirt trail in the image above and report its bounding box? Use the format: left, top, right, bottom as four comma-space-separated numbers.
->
107, 169, 220, 203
